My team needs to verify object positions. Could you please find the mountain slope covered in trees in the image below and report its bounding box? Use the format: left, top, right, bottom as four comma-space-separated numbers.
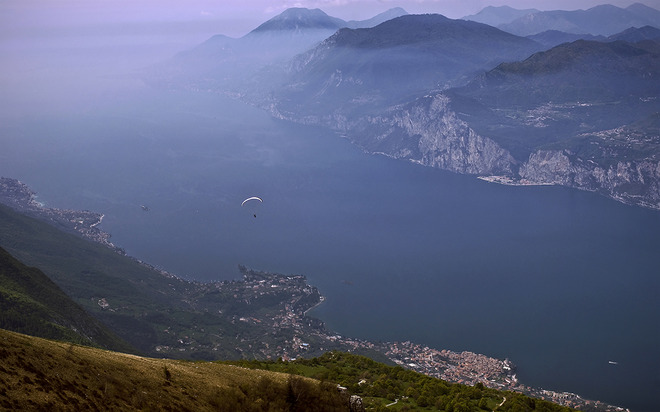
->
0, 246, 135, 353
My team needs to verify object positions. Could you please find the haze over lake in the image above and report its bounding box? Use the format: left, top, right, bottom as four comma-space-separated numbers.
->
2, 17, 659, 412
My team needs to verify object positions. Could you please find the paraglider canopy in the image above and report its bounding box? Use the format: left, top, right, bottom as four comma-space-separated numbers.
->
241, 196, 263, 207
242, 196, 263, 218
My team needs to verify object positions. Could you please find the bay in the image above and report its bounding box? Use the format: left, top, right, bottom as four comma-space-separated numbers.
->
2, 85, 659, 411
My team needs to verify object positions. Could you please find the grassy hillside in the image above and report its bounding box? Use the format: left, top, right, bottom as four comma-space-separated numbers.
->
0, 246, 135, 353
0, 328, 350, 411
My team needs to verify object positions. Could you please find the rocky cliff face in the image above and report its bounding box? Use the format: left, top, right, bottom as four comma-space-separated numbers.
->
264, 92, 517, 176
520, 150, 660, 209
356, 94, 517, 175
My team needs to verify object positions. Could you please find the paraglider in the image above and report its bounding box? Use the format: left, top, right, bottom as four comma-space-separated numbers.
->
241, 197, 262, 207
241, 196, 262, 217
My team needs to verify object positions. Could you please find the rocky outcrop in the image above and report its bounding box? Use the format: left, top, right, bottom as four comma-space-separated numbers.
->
354, 93, 517, 176
520, 149, 660, 209
349, 395, 365, 412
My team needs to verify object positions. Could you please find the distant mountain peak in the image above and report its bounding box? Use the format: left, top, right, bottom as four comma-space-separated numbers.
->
627, 2, 660, 12
279, 7, 331, 19
526, 30, 605, 48
382, 7, 408, 15
608, 25, 660, 42
587, 3, 622, 11
346, 7, 409, 29
250, 7, 346, 33
626, 2, 660, 22
462, 5, 540, 27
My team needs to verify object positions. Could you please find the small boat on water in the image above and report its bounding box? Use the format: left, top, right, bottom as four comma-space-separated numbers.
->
608, 360, 618, 365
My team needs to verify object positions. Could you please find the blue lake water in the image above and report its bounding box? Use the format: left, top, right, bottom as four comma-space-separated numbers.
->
2, 87, 659, 411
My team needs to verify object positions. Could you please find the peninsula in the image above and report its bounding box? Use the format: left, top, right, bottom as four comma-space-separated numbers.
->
0, 177, 119, 252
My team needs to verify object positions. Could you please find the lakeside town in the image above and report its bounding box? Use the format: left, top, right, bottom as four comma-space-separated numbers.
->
193, 267, 628, 411
0, 177, 119, 251
0, 176, 628, 411
477, 175, 555, 186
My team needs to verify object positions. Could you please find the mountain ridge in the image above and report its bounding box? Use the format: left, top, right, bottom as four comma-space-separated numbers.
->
462, 5, 540, 27
526, 30, 605, 48
345, 7, 408, 29
607, 25, 660, 42
251, 13, 542, 121
498, 3, 660, 36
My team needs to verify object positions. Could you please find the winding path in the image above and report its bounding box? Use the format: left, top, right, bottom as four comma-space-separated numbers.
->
494, 396, 506, 410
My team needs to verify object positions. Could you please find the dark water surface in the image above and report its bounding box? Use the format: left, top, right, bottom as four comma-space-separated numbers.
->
2, 88, 659, 411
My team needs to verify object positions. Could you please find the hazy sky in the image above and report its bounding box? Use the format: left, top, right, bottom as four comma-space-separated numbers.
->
2, 0, 655, 39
